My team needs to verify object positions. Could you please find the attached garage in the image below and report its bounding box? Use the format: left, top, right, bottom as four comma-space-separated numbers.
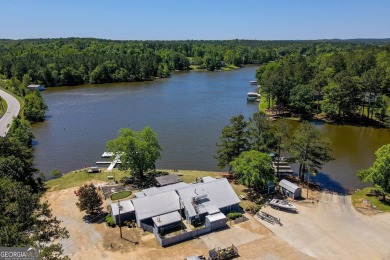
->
279, 179, 302, 199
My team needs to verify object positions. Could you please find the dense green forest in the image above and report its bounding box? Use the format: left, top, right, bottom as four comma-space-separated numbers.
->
256, 44, 390, 126
0, 117, 69, 258
1, 38, 389, 87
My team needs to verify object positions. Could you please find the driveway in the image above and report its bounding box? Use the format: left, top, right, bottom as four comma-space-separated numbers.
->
257, 193, 390, 259
0, 89, 20, 136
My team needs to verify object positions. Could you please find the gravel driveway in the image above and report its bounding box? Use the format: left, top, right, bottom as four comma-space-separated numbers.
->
258, 193, 390, 259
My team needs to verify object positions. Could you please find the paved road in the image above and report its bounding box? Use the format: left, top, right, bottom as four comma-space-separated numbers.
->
258, 193, 390, 259
0, 89, 20, 136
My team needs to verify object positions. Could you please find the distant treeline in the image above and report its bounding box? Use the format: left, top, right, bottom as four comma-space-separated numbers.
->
256, 44, 390, 125
1, 38, 389, 87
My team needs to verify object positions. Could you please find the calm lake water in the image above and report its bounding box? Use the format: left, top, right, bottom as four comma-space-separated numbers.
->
32, 65, 390, 193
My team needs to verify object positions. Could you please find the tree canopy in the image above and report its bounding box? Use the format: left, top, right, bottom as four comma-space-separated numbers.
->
357, 144, 390, 200
76, 183, 103, 215
107, 126, 162, 179
231, 150, 275, 189
289, 122, 333, 181
0, 117, 69, 259
215, 115, 248, 170
256, 45, 390, 125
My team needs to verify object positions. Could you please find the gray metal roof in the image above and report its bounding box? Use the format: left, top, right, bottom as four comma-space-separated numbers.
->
132, 191, 180, 221
205, 205, 220, 215
279, 179, 301, 192
110, 200, 134, 216
200, 176, 216, 183
206, 212, 226, 222
152, 211, 182, 228
155, 174, 182, 186
142, 182, 190, 196
177, 178, 240, 218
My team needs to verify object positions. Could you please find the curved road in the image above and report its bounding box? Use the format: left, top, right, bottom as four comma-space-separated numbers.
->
0, 89, 20, 136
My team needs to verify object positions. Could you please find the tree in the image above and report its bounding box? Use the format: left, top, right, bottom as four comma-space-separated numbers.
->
230, 150, 275, 189
247, 112, 275, 153
271, 119, 291, 178
357, 144, 390, 201
289, 84, 316, 117
107, 126, 162, 179
0, 177, 69, 259
215, 115, 248, 170
289, 122, 333, 181
76, 183, 103, 215
24, 91, 48, 123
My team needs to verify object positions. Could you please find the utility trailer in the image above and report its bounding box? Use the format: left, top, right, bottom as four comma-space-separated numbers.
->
208, 244, 238, 260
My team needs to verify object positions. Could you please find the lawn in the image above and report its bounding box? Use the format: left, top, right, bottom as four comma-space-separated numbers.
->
164, 169, 219, 183
45, 168, 129, 191
46, 168, 222, 191
352, 187, 390, 212
110, 190, 132, 201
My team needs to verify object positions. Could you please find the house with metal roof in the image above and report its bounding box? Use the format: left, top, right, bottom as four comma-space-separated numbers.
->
176, 178, 240, 225
279, 179, 302, 199
132, 190, 181, 226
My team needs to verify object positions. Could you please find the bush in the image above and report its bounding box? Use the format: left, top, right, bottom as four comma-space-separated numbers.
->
226, 212, 242, 220
105, 215, 116, 227
246, 205, 261, 215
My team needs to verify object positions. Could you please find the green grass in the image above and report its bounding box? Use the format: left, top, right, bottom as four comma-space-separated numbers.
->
221, 65, 240, 71
46, 168, 222, 191
0, 96, 7, 117
45, 168, 129, 191
352, 187, 390, 212
164, 169, 219, 183
259, 93, 273, 113
110, 190, 132, 201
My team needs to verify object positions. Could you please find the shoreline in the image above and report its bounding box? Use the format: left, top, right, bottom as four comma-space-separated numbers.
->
45, 168, 389, 215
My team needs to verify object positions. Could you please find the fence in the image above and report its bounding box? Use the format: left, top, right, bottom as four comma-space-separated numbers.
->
155, 226, 212, 247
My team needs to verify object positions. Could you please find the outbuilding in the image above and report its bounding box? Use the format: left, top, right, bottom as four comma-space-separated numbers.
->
279, 179, 301, 199
205, 212, 227, 230
27, 84, 45, 91
110, 200, 135, 225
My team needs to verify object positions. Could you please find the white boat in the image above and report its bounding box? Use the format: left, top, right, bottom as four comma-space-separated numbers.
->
269, 199, 297, 211
247, 92, 261, 102
250, 80, 258, 85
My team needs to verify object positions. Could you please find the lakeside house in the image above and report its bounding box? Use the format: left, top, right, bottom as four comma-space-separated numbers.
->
109, 176, 240, 246
26, 84, 45, 91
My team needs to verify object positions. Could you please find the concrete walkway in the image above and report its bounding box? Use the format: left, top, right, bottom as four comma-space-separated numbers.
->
0, 89, 20, 136
257, 193, 390, 259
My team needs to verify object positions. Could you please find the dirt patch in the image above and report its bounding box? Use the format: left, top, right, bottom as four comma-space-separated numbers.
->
354, 205, 383, 215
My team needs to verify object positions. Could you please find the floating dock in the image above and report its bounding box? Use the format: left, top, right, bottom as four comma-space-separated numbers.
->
97, 152, 122, 171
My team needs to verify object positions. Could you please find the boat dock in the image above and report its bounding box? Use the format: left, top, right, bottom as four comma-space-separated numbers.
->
96, 152, 122, 171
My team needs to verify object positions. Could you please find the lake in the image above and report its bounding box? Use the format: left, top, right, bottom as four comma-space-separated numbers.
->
32, 65, 390, 193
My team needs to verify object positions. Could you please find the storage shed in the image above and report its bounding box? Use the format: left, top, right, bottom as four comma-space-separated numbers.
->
279, 179, 301, 199
205, 212, 227, 230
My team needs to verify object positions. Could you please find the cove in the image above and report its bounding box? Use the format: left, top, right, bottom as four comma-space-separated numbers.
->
32, 65, 390, 192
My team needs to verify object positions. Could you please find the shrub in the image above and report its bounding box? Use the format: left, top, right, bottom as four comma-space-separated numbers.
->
105, 215, 116, 227
226, 212, 242, 220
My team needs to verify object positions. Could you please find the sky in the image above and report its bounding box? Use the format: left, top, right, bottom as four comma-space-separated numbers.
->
0, 0, 389, 40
